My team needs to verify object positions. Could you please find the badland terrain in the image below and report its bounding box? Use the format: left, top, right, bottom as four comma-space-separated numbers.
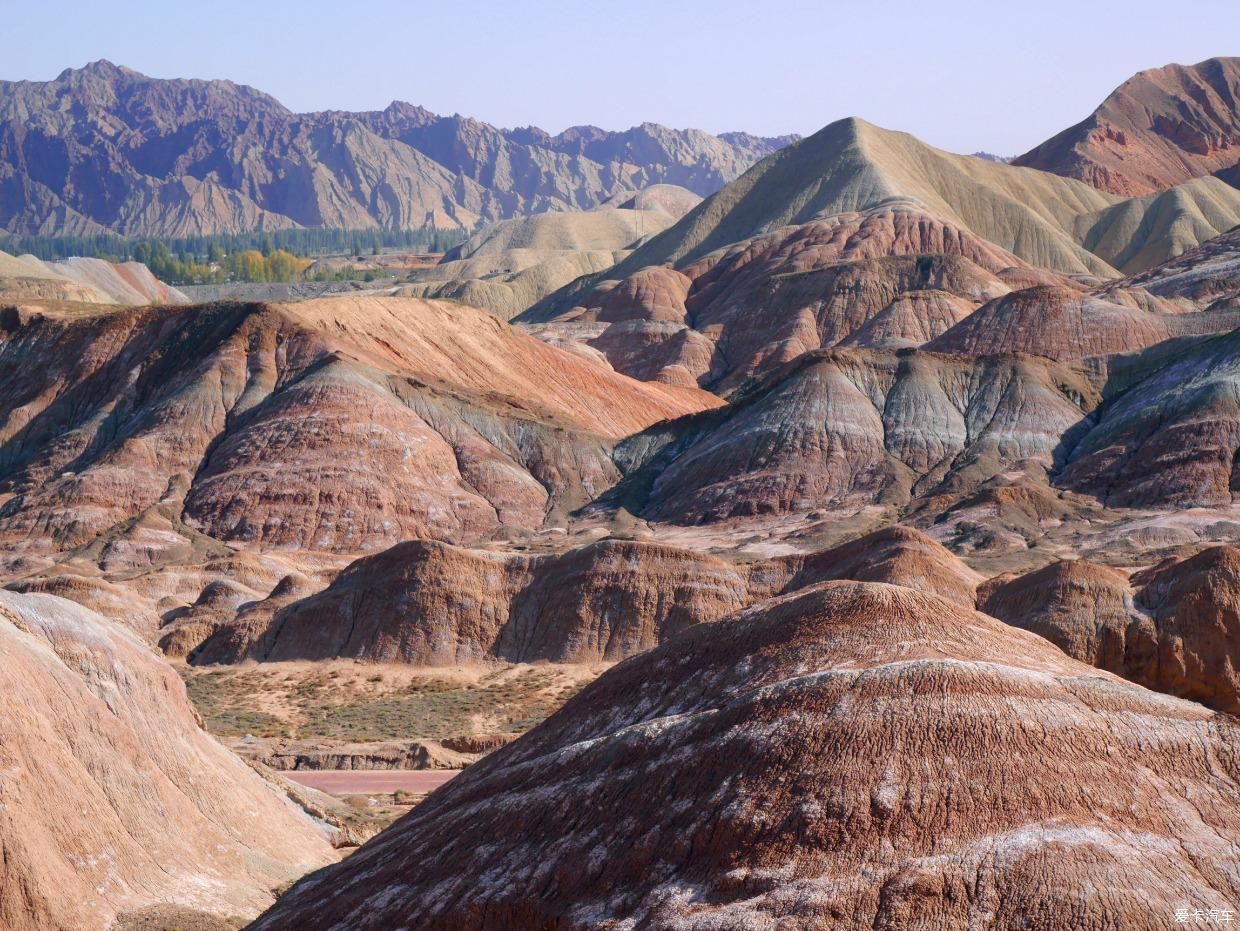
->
1, 56, 1240, 930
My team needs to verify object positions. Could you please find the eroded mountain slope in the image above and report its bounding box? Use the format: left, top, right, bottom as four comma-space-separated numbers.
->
0, 62, 788, 236
982, 547, 1240, 713
523, 201, 1059, 388
398, 203, 686, 319
596, 348, 1099, 524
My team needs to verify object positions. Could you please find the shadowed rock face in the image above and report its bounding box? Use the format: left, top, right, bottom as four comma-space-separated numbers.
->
157, 571, 315, 658
1059, 327, 1240, 508
982, 547, 1240, 714
187, 525, 977, 665
0, 589, 335, 931
840, 289, 978, 350
1015, 57, 1240, 196
1132, 546, 1240, 713
0, 297, 716, 559
0, 62, 791, 237
250, 581, 1240, 931
979, 560, 1155, 678
1111, 225, 1240, 310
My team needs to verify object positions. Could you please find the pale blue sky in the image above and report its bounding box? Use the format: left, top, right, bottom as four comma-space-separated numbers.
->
8, 0, 1238, 155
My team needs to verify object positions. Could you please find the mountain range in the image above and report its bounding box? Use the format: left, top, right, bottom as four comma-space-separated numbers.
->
0, 60, 793, 237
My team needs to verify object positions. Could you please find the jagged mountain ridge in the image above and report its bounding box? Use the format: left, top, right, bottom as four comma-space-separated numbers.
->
0, 61, 794, 237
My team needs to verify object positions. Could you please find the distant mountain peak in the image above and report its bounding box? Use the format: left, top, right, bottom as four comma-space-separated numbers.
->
1014, 55, 1240, 195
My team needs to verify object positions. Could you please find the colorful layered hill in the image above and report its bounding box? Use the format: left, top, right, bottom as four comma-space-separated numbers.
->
521, 116, 1240, 395
0, 589, 335, 930
0, 296, 717, 566
0, 249, 186, 304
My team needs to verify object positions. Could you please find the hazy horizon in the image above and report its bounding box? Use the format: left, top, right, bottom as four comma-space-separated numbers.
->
7, 0, 1239, 155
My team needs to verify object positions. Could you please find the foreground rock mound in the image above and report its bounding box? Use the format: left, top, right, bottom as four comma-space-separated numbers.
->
0, 589, 334, 931
252, 581, 1240, 930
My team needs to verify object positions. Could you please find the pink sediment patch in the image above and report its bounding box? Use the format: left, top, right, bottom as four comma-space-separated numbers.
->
284, 769, 459, 794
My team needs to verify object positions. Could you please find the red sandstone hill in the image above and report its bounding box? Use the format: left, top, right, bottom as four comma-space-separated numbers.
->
925, 285, 1176, 360
250, 581, 1240, 930
523, 201, 1056, 389
1015, 57, 1240, 196
179, 525, 978, 665
982, 546, 1240, 713
194, 537, 753, 665
521, 125, 1240, 389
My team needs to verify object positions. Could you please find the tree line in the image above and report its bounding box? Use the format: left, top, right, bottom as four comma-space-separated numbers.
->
1, 226, 470, 285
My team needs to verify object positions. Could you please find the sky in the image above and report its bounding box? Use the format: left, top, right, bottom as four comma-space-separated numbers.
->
6, 0, 1238, 155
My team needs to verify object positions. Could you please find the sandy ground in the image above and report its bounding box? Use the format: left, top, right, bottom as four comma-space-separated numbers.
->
181, 659, 606, 743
